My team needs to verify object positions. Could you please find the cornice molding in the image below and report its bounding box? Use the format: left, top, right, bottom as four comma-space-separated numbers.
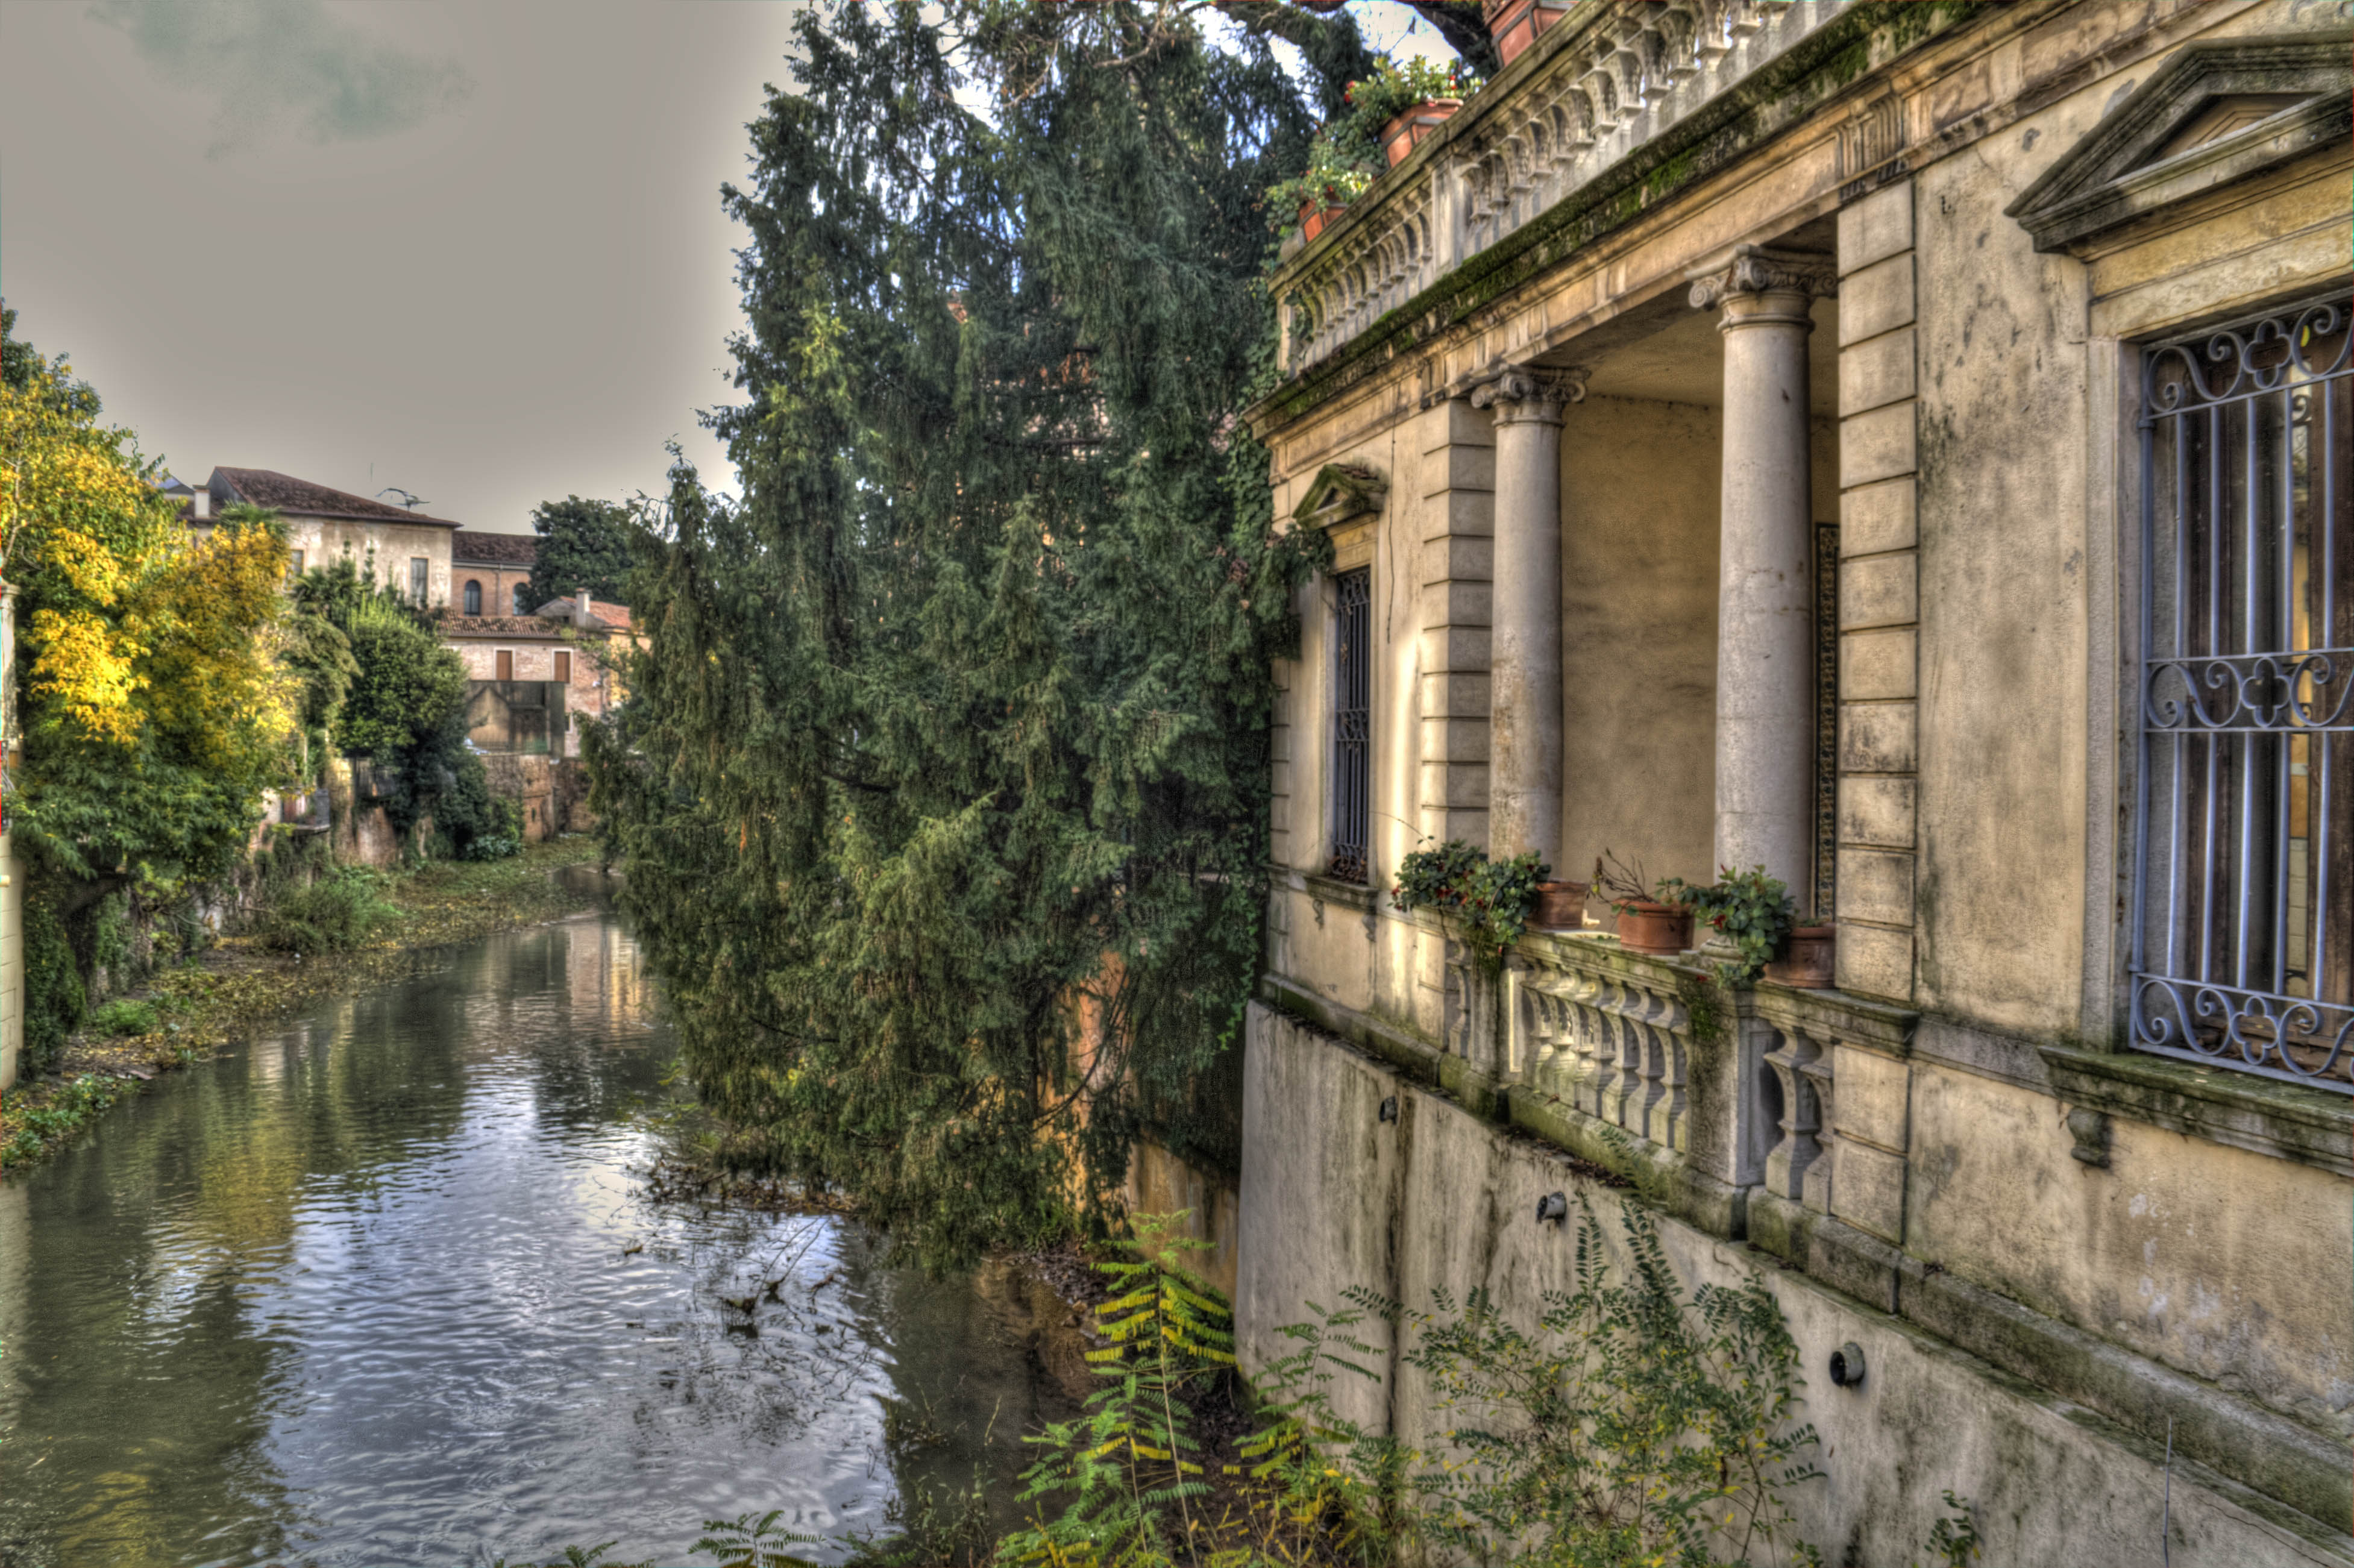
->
2005, 31, 2352, 257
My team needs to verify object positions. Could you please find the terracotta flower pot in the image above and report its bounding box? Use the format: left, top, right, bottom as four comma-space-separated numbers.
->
1297, 198, 1351, 242
1529, 879, 1590, 930
1615, 900, 1693, 956
1765, 923, 1837, 989
1483, 0, 1572, 66
1379, 98, 1462, 167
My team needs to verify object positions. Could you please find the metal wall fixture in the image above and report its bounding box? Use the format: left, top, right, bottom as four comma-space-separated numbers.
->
2130, 294, 2353, 1094
1378, 1095, 1399, 1123
1828, 1342, 1866, 1388
1535, 1191, 1569, 1225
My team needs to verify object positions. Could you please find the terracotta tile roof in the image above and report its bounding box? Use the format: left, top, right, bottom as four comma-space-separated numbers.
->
211, 466, 462, 527
441, 615, 562, 638
535, 598, 634, 631
453, 531, 538, 567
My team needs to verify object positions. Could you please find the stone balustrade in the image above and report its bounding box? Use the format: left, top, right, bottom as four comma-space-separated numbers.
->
1439, 924, 1913, 1235
1272, 0, 1854, 373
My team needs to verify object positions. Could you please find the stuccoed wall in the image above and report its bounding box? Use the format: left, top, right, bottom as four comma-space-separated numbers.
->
1903, 1056, 2354, 1446
1909, 62, 2097, 1040
1559, 395, 1721, 894
287, 516, 456, 609
1238, 1003, 2353, 1566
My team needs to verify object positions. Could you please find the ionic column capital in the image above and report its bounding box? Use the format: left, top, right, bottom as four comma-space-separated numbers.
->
1468, 365, 1590, 426
1687, 245, 1839, 319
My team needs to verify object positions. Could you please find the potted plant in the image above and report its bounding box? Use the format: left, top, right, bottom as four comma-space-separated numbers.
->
1264, 60, 1483, 236
1483, 0, 1574, 67
1346, 58, 1481, 168
1392, 839, 1549, 972
1594, 850, 1692, 956
1766, 919, 1836, 988
1268, 143, 1372, 242
1662, 865, 1798, 986
1530, 874, 1590, 930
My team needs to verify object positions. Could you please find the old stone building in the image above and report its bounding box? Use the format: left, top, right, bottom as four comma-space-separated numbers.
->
1235, 2, 2351, 1562
187, 466, 462, 607
442, 591, 633, 760
453, 529, 541, 618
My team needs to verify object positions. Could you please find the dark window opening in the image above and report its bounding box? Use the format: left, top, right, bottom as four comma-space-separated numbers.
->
463, 579, 482, 615
2132, 294, 2352, 1093
1329, 567, 1372, 883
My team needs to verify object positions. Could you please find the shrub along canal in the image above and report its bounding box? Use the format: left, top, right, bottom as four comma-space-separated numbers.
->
0, 894, 1079, 1567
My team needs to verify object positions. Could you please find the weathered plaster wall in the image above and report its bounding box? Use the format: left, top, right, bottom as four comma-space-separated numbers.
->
1238, 1005, 2353, 1566
1904, 1056, 2354, 1443
286, 516, 457, 609
1559, 395, 1720, 893
1912, 87, 2098, 1040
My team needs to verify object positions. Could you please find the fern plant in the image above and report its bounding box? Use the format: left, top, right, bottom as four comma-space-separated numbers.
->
997, 1214, 1236, 1567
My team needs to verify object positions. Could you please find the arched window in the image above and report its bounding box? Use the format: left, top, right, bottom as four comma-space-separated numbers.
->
463, 579, 482, 615
513, 583, 531, 615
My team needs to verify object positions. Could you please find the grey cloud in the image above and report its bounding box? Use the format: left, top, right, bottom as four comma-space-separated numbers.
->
90, 0, 473, 155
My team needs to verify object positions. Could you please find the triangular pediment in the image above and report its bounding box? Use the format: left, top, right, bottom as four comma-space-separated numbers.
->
2006, 32, 2350, 255
1290, 462, 1388, 532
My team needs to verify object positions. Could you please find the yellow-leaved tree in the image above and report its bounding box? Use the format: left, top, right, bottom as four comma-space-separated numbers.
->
1, 303, 297, 1068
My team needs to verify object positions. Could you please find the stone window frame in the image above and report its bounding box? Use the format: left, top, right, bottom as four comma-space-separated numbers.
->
2069, 292, 2354, 1164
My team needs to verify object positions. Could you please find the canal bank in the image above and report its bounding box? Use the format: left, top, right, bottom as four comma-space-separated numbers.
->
0, 900, 1090, 1567
0, 838, 608, 1173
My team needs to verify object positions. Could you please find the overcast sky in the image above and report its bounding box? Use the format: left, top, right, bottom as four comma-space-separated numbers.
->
1, 0, 1435, 537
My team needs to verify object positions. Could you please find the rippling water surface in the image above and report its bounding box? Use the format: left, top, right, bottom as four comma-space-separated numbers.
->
0, 893, 1070, 1567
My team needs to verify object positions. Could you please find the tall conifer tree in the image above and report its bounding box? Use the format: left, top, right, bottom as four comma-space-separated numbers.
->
590, 0, 1382, 1266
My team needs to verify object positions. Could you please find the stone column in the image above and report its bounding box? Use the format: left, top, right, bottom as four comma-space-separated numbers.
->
1690, 248, 1836, 908
1470, 366, 1584, 871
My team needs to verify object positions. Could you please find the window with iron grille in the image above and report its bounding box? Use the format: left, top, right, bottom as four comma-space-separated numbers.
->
2132, 295, 2352, 1093
1329, 567, 1372, 883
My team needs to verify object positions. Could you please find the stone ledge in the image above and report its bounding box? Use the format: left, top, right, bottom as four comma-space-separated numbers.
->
1750, 1192, 2354, 1540
2038, 1041, 2353, 1175
1298, 871, 1380, 914
1261, 991, 2354, 1549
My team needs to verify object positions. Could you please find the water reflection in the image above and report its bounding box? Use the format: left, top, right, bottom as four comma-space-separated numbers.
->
0, 906, 1072, 1567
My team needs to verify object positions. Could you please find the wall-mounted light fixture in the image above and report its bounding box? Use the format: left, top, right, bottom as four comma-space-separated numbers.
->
1378, 1096, 1399, 1123
1828, 1342, 1866, 1388
1535, 1191, 1568, 1225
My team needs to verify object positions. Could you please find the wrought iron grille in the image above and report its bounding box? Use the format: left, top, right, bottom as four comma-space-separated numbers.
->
1329, 567, 1372, 883
2132, 296, 2353, 1093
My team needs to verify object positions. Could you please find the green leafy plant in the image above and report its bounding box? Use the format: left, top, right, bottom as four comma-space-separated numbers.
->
1266, 57, 1482, 227
1396, 1196, 1827, 1566
689, 1510, 825, 1567
1, 1074, 123, 1168
256, 868, 399, 955
1342, 55, 1480, 127
1392, 839, 1549, 972
997, 1214, 1237, 1567
1264, 134, 1376, 221
89, 998, 159, 1036
1913, 1491, 1985, 1566
1659, 864, 1796, 985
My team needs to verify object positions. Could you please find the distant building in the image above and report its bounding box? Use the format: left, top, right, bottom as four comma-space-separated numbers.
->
181, 466, 463, 608
452, 530, 539, 617
442, 590, 635, 757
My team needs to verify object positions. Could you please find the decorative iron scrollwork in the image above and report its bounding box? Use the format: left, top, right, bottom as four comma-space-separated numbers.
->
2140, 300, 2352, 420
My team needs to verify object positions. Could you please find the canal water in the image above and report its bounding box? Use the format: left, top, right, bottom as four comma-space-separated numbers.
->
0, 892, 1079, 1567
